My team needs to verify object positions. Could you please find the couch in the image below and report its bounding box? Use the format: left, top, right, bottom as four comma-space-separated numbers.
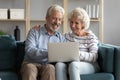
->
0, 35, 120, 80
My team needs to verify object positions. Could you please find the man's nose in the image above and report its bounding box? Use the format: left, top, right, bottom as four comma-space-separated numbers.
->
71, 23, 75, 28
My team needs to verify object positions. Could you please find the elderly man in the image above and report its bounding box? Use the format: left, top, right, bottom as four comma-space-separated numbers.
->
20, 4, 65, 80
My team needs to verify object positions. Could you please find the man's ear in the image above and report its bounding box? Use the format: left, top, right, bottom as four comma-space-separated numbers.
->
32, 25, 41, 30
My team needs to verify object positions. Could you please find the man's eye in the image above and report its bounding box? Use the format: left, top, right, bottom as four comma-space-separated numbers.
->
59, 19, 62, 21
75, 22, 79, 24
70, 21, 73, 24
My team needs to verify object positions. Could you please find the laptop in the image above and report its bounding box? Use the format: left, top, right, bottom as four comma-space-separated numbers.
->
48, 42, 80, 62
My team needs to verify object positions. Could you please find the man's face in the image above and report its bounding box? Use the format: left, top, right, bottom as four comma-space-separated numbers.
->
46, 10, 63, 32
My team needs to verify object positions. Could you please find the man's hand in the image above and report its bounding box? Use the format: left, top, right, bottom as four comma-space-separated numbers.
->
32, 25, 40, 30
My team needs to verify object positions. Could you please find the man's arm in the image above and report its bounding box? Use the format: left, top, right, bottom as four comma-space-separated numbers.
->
25, 28, 47, 61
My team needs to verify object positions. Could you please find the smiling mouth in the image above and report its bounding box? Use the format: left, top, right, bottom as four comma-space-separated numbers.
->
53, 24, 59, 28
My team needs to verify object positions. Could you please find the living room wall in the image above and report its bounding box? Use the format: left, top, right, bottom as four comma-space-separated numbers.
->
104, 0, 120, 45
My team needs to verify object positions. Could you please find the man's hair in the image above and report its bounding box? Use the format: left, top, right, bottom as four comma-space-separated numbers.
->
46, 4, 65, 17
68, 7, 90, 30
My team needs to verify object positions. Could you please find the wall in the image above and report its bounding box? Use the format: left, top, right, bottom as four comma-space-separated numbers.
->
104, 0, 120, 45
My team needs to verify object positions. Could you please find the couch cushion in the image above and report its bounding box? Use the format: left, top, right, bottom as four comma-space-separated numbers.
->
0, 35, 17, 70
81, 73, 114, 80
0, 71, 18, 80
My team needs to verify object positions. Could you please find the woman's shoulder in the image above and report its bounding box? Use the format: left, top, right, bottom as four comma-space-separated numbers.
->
87, 30, 99, 43
87, 30, 98, 39
64, 31, 73, 38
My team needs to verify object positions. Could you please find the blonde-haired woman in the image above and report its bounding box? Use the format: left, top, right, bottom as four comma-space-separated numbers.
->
56, 7, 100, 80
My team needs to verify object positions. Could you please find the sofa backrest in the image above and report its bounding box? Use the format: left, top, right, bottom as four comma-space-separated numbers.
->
0, 35, 17, 70
98, 44, 114, 73
16, 41, 25, 71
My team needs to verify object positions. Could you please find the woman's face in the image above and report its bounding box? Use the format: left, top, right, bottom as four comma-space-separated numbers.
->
69, 16, 84, 34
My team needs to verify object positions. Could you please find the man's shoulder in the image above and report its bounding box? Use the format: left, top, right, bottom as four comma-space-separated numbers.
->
54, 31, 63, 38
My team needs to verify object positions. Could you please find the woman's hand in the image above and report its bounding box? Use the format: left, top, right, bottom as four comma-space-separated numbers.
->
32, 25, 41, 30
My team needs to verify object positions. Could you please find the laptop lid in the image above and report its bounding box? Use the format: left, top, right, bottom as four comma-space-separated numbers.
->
48, 42, 80, 62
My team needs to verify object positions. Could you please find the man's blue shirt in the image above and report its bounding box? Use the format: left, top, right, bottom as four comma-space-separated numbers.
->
24, 25, 66, 64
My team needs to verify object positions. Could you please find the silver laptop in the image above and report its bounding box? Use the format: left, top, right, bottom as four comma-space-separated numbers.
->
48, 42, 80, 62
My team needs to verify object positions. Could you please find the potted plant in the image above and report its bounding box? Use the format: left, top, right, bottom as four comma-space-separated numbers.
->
0, 30, 6, 35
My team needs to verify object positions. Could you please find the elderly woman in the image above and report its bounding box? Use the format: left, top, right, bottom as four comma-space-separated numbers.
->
55, 7, 100, 80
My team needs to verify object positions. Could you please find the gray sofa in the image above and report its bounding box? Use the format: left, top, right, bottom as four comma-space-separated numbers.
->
0, 35, 120, 80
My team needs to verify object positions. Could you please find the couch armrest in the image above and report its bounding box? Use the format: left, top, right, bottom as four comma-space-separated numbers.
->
98, 44, 114, 73
114, 47, 120, 80
0, 35, 17, 70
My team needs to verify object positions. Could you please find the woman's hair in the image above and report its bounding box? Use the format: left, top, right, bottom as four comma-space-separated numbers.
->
46, 4, 65, 17
68, 7, 90, 30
